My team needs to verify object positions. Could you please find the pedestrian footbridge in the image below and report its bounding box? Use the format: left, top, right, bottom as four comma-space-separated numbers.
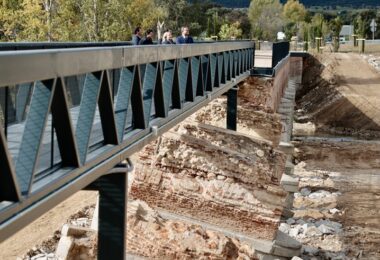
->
0, 41, 262, 258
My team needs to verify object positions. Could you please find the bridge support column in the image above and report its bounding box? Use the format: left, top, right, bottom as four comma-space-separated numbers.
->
86, 161, 132, 260
226, 86, 238, 131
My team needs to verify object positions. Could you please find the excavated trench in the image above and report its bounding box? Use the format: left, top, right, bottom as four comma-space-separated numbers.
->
284, 53, 380, 259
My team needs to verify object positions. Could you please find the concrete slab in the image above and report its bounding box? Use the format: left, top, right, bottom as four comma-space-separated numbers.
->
256, 252, 288, 260
275, 231, 301, 249
55, 236, 74, 259
285, 161, 295, 175
281, 174, 299, 193
278, 142, 295, 155
90, 197, 99, 231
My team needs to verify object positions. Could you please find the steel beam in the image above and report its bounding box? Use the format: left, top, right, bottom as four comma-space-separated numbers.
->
87, 169, 128, 260
15, 79, 55, 195
0, 125, 20, 201
51, 79, 80, 167
227, 86, 238, 131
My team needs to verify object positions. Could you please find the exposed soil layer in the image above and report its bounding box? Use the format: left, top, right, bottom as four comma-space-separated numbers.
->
295, 53, 380, 139
288, 52, 380, 259
130, 121, 286, 241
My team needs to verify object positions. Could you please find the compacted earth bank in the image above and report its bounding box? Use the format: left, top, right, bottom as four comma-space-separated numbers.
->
285, 52, 380, 259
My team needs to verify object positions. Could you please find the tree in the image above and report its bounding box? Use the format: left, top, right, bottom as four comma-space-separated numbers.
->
223, 9, 250, 39
248, 0, 284, 41
0, 2, 19, 40
181, 0, 217, 37
354, 10, 376, 39
355, 15, 366, 39
283, 0, 306, 24
125, 0, 166, 40
310, 13, 324, 39
329, 16, 342, 52
301, 22, 310, 50
283, 0, 306, 39
17, 0, 48, 41
218, 21, 242, 40
1, 0, 252, 42
154, 0, 186, 33
54, 0, 89, 41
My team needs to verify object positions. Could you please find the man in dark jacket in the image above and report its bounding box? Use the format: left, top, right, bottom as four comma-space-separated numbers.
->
132, 27, 142, 45
176, 26, 194, 44
139, 29, 154, 45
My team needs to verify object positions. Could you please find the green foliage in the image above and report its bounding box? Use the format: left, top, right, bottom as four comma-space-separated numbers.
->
282, 0, 307, 40
354, 10, 377, 39
355, 15, 366, 38
0, 0, 251, 42
203, 0, 380, 8
223, 9, 251, 38
155, 0, 186, 33
0, 0, 168, 42
218, 21, 242, 39
302, 22, 310, 50
248, 0, 284, 41
329, 16, 342, 52
310, 13, 327, 38
0, 3, 19, 40
18, 0, 48, 41
283, 0, 307, 24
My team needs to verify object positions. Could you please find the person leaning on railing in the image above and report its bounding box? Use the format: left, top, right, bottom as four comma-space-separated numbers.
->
132, 27, 142, 45
176, 26, 194, 44
162, 30, 175, 44
139, 29, 154, 45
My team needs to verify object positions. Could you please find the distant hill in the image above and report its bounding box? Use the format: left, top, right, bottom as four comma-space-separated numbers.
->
205, 0, 380, 8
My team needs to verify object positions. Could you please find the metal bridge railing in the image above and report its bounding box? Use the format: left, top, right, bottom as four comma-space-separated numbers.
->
251, 41, 289, 77
272, 41, 290, 68
0, 41, 255, 258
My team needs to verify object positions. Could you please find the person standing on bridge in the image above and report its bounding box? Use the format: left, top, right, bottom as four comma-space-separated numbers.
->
176, 26, 194, 44
139, 29, 154, 45
162, 30, 175, 44
132, 27, 142, 45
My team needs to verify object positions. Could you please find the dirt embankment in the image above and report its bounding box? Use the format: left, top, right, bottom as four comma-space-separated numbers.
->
287, 52, 380, 259
295, 53, 380, 139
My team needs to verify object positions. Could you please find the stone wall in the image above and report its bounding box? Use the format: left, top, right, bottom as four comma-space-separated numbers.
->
272, 59, 290, 113
130, 122, 287, 240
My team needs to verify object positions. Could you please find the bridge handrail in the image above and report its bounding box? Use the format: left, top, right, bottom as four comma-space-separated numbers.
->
0, 42, 254, 88
0, 40, 253, 51
272, 41, 290, 69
